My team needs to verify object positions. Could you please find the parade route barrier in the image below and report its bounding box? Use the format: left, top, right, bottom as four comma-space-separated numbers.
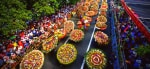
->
110, 6, 120, 69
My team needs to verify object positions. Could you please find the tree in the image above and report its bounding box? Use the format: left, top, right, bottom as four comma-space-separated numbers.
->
0, 0, 32, 36
68, 0, 80, 5
135, 45, 150, 57
57, 0, 80, 8
33, 0, 59, 17
0, 0, 79, 37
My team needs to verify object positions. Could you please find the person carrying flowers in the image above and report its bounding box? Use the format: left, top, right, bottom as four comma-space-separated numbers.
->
12, 41, 18, 50
77, 21, 84, 29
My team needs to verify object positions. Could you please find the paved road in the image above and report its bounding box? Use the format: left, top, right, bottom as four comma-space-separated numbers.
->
42, 15, 100, 69
83, 10, 113, 69
124, 0, 150, 31
42, 1, 114, 69
127, 4, 150, 18
125, 0, 150, 4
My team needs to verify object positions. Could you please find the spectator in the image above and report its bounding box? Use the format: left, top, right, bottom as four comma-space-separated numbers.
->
12, 41, 18, 50
0, 59, 4, 66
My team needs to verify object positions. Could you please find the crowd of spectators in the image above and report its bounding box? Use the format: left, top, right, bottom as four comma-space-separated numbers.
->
118, 11, 150, 69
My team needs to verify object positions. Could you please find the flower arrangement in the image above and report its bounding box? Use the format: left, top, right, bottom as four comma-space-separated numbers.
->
54, 29, 66, 39
70, 29, 84, 42
85, 11, 96, 17
20, 50, 44, 69
84, 2, 91, 7
97, 15, 107, 23
42, 35, 58, 53
100, 2, 108, 11
82, 16, 92, 22
100, 11, 107, 16
94, 31, 109, 45
95, 21, 107, 30
57, 44, 77, 65
86, 49, 106, 69
82, 6, 89, 12
90, 5, 98, 11
64, 20, 75, 34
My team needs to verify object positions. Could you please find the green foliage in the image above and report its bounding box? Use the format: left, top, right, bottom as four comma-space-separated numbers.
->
0, 0, 79, 37
135, 45, 150, 56
68, 0, 80, 5
56, 0, 66, 9
33, 0, 59, 17
0, 0, 32, 36
57, 0, 80, 7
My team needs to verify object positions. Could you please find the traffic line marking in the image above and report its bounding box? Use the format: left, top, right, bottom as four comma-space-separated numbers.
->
80, 26, 96, 69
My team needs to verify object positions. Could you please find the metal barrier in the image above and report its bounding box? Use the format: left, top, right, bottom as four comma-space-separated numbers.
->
110, 5, 120, 69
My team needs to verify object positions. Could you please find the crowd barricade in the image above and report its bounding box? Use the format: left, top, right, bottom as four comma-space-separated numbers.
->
110, 6, 120, 69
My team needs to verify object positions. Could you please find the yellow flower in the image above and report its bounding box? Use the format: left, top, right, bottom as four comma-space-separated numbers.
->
13, 42, 18, 47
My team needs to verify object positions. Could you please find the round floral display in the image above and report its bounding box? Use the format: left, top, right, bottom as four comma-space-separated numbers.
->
57, 44, 77, 65
97, 15, 107, 23
95, 22, 107, 30
85, 11, 96, 17
70, 29, 84, 42
86, 0, 94, 2
82, 6, 89, 12
20, 50, 44, 69
91, 1, 99, 6
90, 5, 98, 11
96, 0, 100, 2
100, 2, 108, 11
84, 2, 91, 7
94, 31, 109, 45
86, 49, 106, 69
100, 11, 107, 16
42, 35, 58, 53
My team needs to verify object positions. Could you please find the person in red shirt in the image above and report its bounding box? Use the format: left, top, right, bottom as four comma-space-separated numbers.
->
18, 40, 24, 50
19, 31, 25, 38
7, 41, 14, 50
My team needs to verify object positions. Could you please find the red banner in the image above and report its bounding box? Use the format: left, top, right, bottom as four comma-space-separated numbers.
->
121, 0, 150, 42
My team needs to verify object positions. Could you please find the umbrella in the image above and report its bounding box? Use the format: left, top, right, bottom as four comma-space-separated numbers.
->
9, 35, 16, 40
